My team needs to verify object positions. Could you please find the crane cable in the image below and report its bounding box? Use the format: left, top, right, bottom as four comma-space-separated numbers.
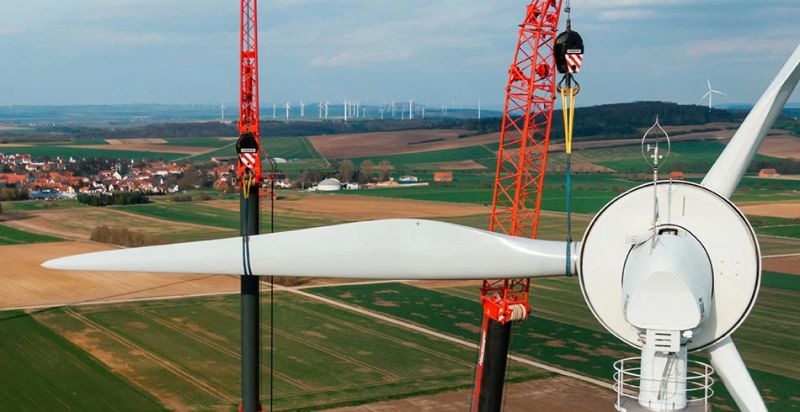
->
267, 159, 277, 412
559, 78, 578, 276
556, 0, 582, 277
240, 156, 278, 412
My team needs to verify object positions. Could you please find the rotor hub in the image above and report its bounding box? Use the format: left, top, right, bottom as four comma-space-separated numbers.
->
579, 181, 761, 351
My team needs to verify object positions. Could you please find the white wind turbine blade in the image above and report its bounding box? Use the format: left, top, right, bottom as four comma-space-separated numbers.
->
702, 45, 800, 198
43, 219, 576, 279
708, 337, 767, 412
701, 90, 711, 100
712, 89, 726, 96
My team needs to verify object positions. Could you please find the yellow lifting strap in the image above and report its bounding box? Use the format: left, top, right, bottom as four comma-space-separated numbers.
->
559, 86, 578, 154
242, 174, 254, 198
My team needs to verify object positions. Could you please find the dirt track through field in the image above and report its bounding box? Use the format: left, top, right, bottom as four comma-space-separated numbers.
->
280, 297, 474, 369
70, 144, 215, 154
105, 138, 169, 145
135, 307, 312, 391
280, 285, 612, 389
63, 308, 236, 403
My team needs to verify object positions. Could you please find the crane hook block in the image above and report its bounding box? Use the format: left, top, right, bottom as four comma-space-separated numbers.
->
236, 132, 261, 182
555, 30, 584, 75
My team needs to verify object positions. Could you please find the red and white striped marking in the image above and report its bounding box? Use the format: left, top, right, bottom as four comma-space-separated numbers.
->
566, 53, 583, 74
239, 151, 259, 170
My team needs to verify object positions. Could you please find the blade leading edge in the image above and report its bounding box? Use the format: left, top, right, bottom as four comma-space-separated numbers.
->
708, 337, 767, 412
702, 45, 800, 199
43, 219, 576, 280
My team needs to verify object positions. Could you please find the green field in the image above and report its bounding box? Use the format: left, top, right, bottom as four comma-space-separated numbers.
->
351, 144, 498, 169
188, 136, 321, 163
0, 224, 61, 245
749, 216, 800, 238
311, 281, 800, 411
0, 199, 84, 212
762, 271, 800, 292
0, 310, 165, 410
0, 145, 185, 161
29, 293, 548, 410
115, 201, 334, 233
340, 173, 638, 214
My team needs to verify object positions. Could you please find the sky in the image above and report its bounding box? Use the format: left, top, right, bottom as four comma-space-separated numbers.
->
0, 0, 798, 108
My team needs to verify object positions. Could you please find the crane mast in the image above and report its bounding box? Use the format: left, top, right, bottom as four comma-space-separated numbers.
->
237, 1, 262, 412
473, 1, 562, 410
239, 0, 260, 139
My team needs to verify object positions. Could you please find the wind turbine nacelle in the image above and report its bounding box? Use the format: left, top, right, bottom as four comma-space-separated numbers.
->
622, 230, 713, 332
580, 181, 760, 351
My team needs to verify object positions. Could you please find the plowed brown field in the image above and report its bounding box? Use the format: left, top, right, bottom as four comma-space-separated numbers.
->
329, 376, 614, 412
0, 241, 238, 309
206, 192, 489, 221
309, 129, 497, 159
739, 200, 800, 219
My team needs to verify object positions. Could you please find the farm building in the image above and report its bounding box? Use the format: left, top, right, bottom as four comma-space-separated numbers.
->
317, 178, 342, 191
758, 168, 780, 178
434, 171, 454, 182
669, 171, 685, 180
399, 175, 418, 183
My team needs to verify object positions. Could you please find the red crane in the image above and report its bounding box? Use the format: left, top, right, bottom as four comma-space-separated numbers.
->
237, 0, 262, 186
237, 1, 263, 412
472, 1, 563, 410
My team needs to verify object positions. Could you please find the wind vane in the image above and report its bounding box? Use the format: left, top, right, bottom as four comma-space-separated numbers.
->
641, 116, 670, 241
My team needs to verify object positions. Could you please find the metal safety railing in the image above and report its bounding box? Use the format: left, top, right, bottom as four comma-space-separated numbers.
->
613, 357, 715, 412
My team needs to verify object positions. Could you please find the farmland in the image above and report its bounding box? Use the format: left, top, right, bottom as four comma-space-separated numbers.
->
1, 121, 799, 411
115, 200, 336, 234
23, 292, 549, 411
308, 129, 497, 159
0, 144, 187, 161
188, 136, 321, 163
0, 310, 164, 410
0, 224, 61, 245
2, 205, 234, 243
310, 280, 800, 411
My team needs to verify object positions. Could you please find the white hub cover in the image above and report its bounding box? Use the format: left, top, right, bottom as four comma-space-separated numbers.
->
579, 181, 760, 351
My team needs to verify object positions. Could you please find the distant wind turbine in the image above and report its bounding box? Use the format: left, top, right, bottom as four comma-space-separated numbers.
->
701, 79, 726, 109
219, 102, 225, 122
299, 101, 305, 118
284, 102, 291, 120
318, 101, 323, 119
409, 99, 414, 120
272, 104, 276, 119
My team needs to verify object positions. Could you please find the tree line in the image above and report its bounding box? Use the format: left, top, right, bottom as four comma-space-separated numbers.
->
77, 192, 150, 207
